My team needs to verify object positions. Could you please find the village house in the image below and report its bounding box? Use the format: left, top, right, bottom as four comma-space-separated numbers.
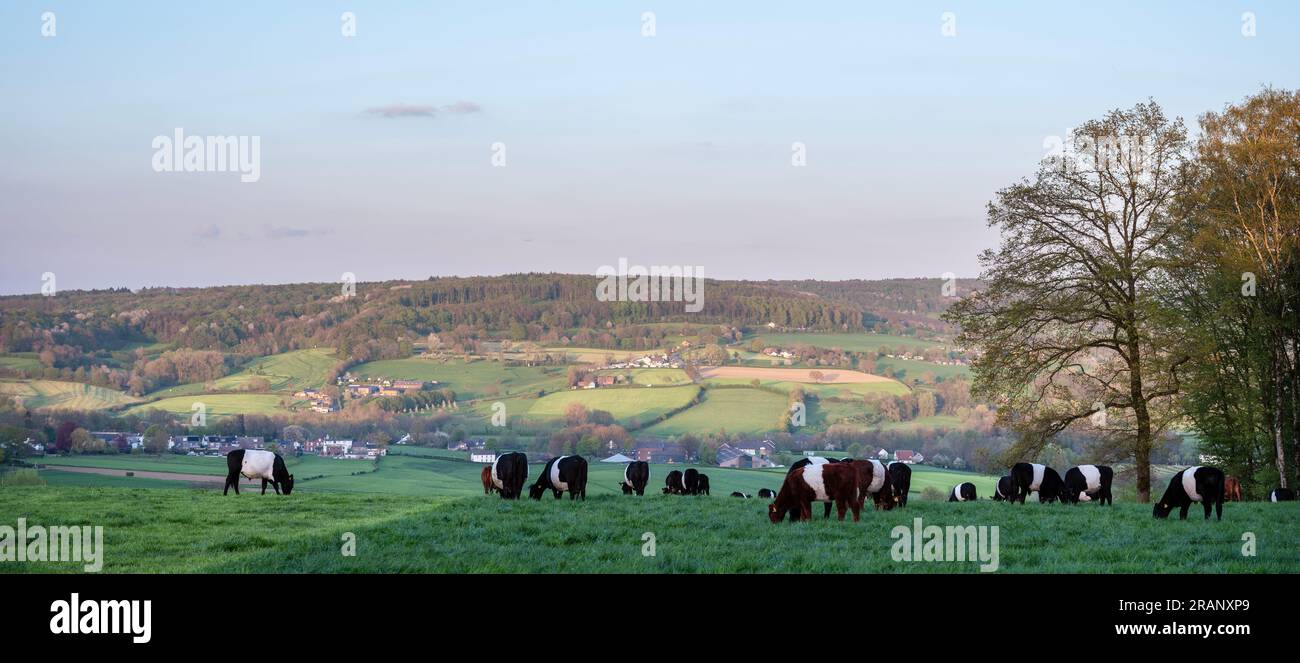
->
716, 443, 776, 469
736, 440, 777, 458
470, 449, 497, 463
633, 440, 685, 463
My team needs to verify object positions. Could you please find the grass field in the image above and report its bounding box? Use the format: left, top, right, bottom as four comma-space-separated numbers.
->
126, 393, 287, 417
644, 388, 787, 436
598, 368, 691, 386
752, 332, 941, 353
875, 357, 971, 381
3, 485, 1295, 573
211, 348, 338, 392
0, 353, 43, 372
527, 385, 700, 425
0, 379, 141, 410
352, 358, 567, 400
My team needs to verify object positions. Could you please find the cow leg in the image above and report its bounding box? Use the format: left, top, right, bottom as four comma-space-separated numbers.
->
1179, 504, 1189, 520
823, 501, 832, 519
261, 478, 268, 495
799, 502, 812, 521
835, 498, 847, 521
1215, 498, 1223, 521
271, 480, 281, 495
1203, 501, 1212, 520
553, 489, 562, 499
223, 473, 234, 496
849, 498, 861, 522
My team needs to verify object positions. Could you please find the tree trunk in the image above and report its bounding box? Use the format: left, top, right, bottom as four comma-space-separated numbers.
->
1273, 341, 1288, 489
1129, 335, 1153, 502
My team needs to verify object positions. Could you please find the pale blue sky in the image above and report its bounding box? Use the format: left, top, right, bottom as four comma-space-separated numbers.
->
2, 1, 1297, 294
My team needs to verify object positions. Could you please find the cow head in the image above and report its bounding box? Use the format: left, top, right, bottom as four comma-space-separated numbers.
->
767, 502, 784, 524
282, 474, 294, 495
528, 483, 546, 500
620, 482, 633, 495
1152, 501, 1173, 518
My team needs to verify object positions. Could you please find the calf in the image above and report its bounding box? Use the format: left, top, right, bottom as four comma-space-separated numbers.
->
768, 463, 863, 523
992, 475, 1014, 501
730, 491, 751, 499
1153, 466, 1225, 521
1269, 487, 1295, 502
1009, 462, 1064, 503
491, 451, 528, 499
481, 466, 497, 495
530, 455, 588, 500
619, 461, 650, 496
758, 488, 776, 499
887, 462, 912, 507
1224, 476, 1243, 502
224, 449, 294, 496
948, 482, 977, 502
663, 470, 684, 495
682, 468, 700, 495
1061, 465, 1114, 505
696, 473, 711, 496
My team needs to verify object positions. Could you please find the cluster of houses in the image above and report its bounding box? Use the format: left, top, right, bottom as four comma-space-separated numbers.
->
292, 389, 336, 413
170, 435, 268, 455
881, 352, 967, 367
341, 377, 430, 399
300, 438, 387, 460
573, 374, 622, 389
762, 348, 796, 359
876, 449, 923, 464
603, 353, 682, 370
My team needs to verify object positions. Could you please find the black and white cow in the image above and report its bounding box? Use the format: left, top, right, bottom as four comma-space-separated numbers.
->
491, 451, 528, 499
663, 470, 684, 495
619, 460, 650, 496
1153, 466, 1225, 521
529, 455, 588, 500
887, 462, 912, 507
224, 449, 293, 495
992, 475, 1014, 501
948, 482, 977, 502
682, 468, 700, 495
1009, 462, 1064, 503
1268, 487, 1295, 502
696, 473, 711, 496
758, 488, 777, 499
1061, 465, 1114, 505
730, 491, 751, 499
863, 458, 894, 510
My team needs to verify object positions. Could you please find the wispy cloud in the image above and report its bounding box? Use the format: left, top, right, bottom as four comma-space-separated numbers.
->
263, 224, 330, 239
364, 101, 483, 118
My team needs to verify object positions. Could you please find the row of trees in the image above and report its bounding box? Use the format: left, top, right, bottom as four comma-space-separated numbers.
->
946, 90, 1299, 500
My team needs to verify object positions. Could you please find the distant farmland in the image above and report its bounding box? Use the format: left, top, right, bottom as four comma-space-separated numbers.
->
752, 332, 942, 353
0, 379, 141, 411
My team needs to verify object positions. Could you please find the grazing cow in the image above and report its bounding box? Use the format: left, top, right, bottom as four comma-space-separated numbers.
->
992, 475, 1014, 501
619, 461, 650, 496
1153, 466, 1225, 521
481, 466, 497, 495
1224, 476, 1243, 502
768, 463, 863, 523
1269, 487, 1295, 502
682, 468, 700, 495
949, 482, 977, 502
1061, 465, 1114, 505
663, 470, 684, 495
758, 488, 776, 499
224, 449, 293, 496
491, 451, 528, 499
1009, 462, 1064, 503
887, 462, 912, 507
863, 459, 895, 510
530, 455, 588, 500
787, 456, 838, 519
730, 491, 751, 499
696, 473, 711, 496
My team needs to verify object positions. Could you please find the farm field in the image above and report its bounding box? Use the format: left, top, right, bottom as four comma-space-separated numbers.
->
598, 368, 691, 386
0, 353, 43, 372
126, 393, 287, 417
643, 388, 786, 436
879, 415, 964, 431
0, 379, 140, 411
352, 358, 567, 400
752, 332, 941, 353
874, 357, 971, 381
537, 347, 666, 364
211, 348, 338, 392
3, 485, 1295, 573
527, 385, 700, 425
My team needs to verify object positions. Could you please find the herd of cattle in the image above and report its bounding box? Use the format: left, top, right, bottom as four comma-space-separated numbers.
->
220, 448, 1297, 522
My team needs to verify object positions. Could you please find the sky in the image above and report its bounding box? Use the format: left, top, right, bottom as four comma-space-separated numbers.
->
2, 1, 1298, 295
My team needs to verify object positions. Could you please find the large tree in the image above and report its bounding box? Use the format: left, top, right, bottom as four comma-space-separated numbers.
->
1170, 88, 1300, 492
944, 101, 1191, 500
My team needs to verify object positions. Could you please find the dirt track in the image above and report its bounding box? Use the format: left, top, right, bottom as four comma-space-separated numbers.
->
44, 465, 259, 486
699, 366, 897, 384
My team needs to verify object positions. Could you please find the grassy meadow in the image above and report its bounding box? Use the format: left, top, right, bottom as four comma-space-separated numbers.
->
3, 484, 1295, 573
0, 379, 141, 410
